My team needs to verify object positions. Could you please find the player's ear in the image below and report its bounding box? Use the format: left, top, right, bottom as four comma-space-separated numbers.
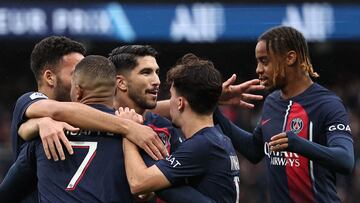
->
178, 96, 185, 112
43, 69, 55, 87
75, 84, 83, 101
286, 50, 297, 66
116, 75, 127, 92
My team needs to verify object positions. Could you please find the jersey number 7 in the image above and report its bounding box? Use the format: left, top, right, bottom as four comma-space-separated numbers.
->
66, 141, 98, 191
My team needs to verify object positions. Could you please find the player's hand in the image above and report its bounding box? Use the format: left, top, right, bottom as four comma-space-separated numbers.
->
38, 117, 79, 161
116, 107, 143, 124
269, 132, 289, 151
219, 74, 265, 109
117, 108, 168, 160
124, 123, 168, 160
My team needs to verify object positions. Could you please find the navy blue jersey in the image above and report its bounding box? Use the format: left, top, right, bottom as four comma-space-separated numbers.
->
142, 112, 184, 168
254, 83, 352, 203
24, 104, 133, 203
0, 141, 38, 203
156, 127, 240, 203
142, 112, 218, 203
143, 112, 184, 153
10, 92, 48, 159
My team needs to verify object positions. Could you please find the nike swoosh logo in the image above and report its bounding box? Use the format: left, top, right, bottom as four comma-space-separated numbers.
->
261, 118, 271, 125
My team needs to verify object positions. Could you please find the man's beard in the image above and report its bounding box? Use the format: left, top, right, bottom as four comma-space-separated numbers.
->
128, 87, 157, 110
54, 78, 71, 102
266, 75, 286, 93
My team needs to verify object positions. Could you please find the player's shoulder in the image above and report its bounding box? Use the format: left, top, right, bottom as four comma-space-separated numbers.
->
185, 127, 235, 157
265, 83, 343, 105
200, 127, 234, 148
15, 92, 48, 106
176, 129, 213, 157
310, 83, 340, 98
308, 83, 344, 106
12, 92, 48, 117
187, 127, 221, 146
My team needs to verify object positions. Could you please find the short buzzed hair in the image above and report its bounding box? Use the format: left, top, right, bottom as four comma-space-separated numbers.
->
74, 55, 116, 90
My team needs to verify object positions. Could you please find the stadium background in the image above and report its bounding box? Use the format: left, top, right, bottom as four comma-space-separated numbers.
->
0, 0, 359, 202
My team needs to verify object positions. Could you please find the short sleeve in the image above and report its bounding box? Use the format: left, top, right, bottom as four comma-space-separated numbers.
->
10, 92, 48, 158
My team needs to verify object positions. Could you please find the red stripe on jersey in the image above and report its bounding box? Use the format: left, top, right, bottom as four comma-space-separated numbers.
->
148, 124, 171, 154
285, 102, 315, 203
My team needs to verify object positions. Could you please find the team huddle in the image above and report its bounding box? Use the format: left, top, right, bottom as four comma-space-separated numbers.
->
0, 26, 354, 203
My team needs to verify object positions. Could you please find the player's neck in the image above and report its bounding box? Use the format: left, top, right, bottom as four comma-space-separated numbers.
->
180, 112, 214, 139
81, 98, 114, 109
281, 73, 313, 100
37, 86, 54, 100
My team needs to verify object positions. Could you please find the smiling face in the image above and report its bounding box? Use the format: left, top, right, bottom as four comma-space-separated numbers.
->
126, 55, 160, 110
255, 40, 286, 91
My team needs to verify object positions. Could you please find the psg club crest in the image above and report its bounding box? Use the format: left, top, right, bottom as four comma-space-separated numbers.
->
148, 125, 171, 153
158, 131, 171, 149
290, 118, 303, 134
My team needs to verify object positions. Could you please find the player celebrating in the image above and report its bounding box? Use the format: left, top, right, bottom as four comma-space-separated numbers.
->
109, 45, 215, 202
18, 55, 133, 202
11, 36, 165, 161
214, 26, 354, 203
0, 37, 165, 202
121, 53, 240, 203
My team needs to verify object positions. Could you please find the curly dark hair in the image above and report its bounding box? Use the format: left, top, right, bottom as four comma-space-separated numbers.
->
167, 53, 222, 114
30, 36, 86, 82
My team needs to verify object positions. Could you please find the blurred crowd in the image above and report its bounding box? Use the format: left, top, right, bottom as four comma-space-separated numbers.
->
0, 73, 359, 203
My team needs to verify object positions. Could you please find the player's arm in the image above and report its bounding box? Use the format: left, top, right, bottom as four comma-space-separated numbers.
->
139, 154, 215, 203
139, 133, 215, 203
152, 76, 264, 118
269, 131, 354, 174
217, 74, 264, 108
19, 117, 79, 161
27, 99, 134, 133
19, 117, 78, 141
123, 138, 171, 194
151, 100, 171, 119
18, 118, 43, 140
0, 142, 37, 202
124, 130, 210, 195
0, 161, 36, 202
25, 99, 167, 160
269, 100, 354, 174
213, 107, 264, 163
